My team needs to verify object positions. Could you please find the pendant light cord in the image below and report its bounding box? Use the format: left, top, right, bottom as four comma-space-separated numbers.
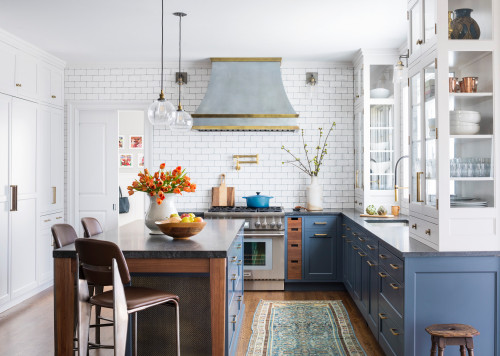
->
178, 15, 182, 108
160, 0, 164, 95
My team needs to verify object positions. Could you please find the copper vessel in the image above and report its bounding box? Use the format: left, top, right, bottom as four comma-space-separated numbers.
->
461, 77, 478, 93
449, 77, 459, 93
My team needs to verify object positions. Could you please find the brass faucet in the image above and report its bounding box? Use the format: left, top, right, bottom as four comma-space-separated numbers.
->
394, 155, 409, 202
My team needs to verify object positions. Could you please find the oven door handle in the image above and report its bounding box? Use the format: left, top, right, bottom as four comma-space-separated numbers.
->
244, 233, 285, 238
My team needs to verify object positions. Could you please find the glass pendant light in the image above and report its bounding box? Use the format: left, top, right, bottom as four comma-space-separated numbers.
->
169, 12, 193, 132
148, 0, 175, 126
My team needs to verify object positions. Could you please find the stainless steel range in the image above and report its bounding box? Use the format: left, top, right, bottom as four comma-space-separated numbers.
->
205, 206, 285, 290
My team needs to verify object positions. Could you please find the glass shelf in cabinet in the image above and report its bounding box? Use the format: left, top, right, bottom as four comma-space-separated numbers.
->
450, 177, 493, 181
449, 92, 493, 97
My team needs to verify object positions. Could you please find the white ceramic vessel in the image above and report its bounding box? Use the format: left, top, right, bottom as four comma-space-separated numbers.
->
145, 193, 178, 234
306, 176, 323, 211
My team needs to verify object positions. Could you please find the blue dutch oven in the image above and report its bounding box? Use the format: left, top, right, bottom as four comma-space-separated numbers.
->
242, 192, 274, 208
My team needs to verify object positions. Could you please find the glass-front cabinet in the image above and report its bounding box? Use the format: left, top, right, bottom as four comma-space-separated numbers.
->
407, 0, 499, 251
408, 0, 437, 63
353, 50, 400, 213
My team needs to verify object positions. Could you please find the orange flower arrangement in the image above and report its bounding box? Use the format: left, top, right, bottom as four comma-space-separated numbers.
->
127, 164, 196, 205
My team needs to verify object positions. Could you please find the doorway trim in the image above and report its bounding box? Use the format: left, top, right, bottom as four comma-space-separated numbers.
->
67, 101, 151, 228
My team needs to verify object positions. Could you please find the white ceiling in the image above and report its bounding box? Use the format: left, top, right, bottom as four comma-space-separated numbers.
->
0, 0, 407, 65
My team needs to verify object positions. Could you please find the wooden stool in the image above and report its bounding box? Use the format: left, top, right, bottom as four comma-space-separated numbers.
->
425, 324, 479, 356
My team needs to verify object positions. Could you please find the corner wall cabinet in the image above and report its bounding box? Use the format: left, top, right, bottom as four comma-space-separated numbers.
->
0, 31, 65, 312
354, 50, 401, 213
407, 0, 500, 250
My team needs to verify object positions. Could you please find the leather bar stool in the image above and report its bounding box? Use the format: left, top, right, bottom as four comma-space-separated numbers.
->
425, 324, 479, 356
75, 238, 180, 356
81, 217, 103, 237
51, 224, 113, 351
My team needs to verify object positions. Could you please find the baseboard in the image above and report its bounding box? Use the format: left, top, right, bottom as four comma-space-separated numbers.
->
284, 282, 346, 291
0, 281, 53, 314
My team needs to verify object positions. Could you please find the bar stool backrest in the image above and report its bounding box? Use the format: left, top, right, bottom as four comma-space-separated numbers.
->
51, 224, 78, 249
81, 217, 103, 237
75, 238, 131, 286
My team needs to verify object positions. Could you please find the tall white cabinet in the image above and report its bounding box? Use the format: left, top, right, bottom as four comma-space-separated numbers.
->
0, 29, 65, 312
353, 50, 401, 213
407, 0, 500, 250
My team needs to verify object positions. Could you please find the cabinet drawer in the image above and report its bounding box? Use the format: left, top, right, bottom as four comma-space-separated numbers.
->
227, 296, 240, 347
378, 296, 404, 356
409, 216, 438, 247
378, 246, 404, 284
287, 217, 302, 230
287, 242, 302, 260
287, 259, 302, 280
379, 271, 404, 317
40, 212, 64, 231
304, 230, 335, 239
304, 216, 337, 231
287, 231, 302, 242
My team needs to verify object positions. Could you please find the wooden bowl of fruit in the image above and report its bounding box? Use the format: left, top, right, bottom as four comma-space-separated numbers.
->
155, 213, 206, 239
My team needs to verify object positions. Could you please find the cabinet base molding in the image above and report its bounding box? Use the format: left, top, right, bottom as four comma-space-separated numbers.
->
0, 282, 52, 314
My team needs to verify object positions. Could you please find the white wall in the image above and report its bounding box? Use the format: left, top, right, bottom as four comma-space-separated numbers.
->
65, 61, 354, 211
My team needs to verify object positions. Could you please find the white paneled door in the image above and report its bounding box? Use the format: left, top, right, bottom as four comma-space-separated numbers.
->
78, 110, 119, 235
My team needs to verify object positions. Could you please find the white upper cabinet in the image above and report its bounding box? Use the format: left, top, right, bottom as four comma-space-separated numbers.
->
0, 42, 16, 96
14, 51, 38, 100
38, 62, 63, 108
408, 0, 437, 64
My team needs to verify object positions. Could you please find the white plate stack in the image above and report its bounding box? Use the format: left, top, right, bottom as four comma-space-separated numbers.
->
450, 110, 481, 135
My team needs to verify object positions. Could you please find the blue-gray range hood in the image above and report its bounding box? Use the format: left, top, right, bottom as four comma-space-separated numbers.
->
192, 58, 299, 131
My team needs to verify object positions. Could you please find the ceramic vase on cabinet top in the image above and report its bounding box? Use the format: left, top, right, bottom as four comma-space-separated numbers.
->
145, 193, 178, 234
450, 8, 480, 39
306, 176, 323, 211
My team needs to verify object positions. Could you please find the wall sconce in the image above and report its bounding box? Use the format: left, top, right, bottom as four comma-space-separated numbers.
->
394, 50, 409, 83
233, 154, 259, 171
306, 72, 318, 98
175, 72, 188, 85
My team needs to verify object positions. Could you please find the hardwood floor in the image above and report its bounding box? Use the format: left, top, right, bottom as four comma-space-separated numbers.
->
0, 288, 384, 355
236, 290, 385, 356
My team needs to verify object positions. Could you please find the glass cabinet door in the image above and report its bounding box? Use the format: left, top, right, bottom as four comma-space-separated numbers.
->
424, 62, 437, 208
410, 73, 423, 204
369, 105, 394, 190
409, 0, 422, 58
355, 110, 364, 190
424, 0, 436, 44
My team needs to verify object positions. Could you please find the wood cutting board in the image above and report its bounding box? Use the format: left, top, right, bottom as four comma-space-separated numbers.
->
359, 214, 395, 218
212, 174, 235, 206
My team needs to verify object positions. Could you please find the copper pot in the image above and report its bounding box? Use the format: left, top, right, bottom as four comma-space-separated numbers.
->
461, 77, 478, 93
449, 77, 459, 93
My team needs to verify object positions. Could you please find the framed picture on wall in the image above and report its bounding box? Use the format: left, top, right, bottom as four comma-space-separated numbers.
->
138, 153, 144, 167
118, 135, 124, 149
120, 154, 132, 167
130, 135, 143, 149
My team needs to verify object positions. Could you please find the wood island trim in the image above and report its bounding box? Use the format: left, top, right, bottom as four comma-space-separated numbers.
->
54, 258, 76, 355
127, 258, 210, 273
210, 258, 226, 356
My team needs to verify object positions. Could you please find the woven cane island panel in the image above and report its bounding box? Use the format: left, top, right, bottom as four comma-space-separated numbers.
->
131, 274, 211, 355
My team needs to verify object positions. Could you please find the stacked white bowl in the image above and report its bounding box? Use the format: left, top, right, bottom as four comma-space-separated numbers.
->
450, 110, 481, 135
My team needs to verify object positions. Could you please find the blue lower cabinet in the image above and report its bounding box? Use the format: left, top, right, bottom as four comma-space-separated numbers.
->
367, 258, 379, 334
227, 231, 244, 356
360, 252, 370, 313
352, 244, 363, 300
303, 216, 338, 281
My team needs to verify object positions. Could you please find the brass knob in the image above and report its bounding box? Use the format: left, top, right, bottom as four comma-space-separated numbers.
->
416, 39, 423, 45
51, 95, 56, 98
425, 229, 431, 235
411, 224, 417, 229
16, 83, 22, 87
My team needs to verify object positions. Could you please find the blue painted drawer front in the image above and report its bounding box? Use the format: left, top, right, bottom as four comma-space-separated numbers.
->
379, 269, 404, 317
227, 296, 239, 349
303, 216, 337, 231
304, 233, 336, 280
378, 245, 404, 285
367, 260, 380, 335
379, 296, 404, 356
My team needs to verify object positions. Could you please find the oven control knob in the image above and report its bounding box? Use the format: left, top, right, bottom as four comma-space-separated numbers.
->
254, 219, 261, 228
269, 219, 276, 228
276, 219, 283, 229
261, 218, 267, 228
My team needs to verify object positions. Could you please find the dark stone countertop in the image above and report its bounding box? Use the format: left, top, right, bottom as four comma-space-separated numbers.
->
286, 208, 500, 258
53, 219, 245, 259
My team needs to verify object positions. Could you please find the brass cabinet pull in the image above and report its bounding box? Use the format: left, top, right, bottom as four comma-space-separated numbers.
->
56, 216, 63, 220
352, 232, 357, 236
51, 95, 56, 98
44, 219, 51, 223
10, 185, 17, 211
411, 223, 417, 229
358, 237, 365, 242
358, 251, 367, 257
379, 254, 388, 260
16, 83, 22, 87
378, 313, 388, 320
425, 229, 431, 235
314, 233, 328, 237
231, 257, 237, 262
378, 272, 388, 278
367, 245, 376, 250
314, 222, 327, 225
231, 274, 237, 281
346, 240, 353, 243
416, 39, 423, 45
52, 187, 56, 204
352, 245, 360, 250
236, 260, 242, 265
237, 296, 243, 302
390, 283, 400, 290
230, 315, 237, 324
236, 244, 242, 249
366, 260, 376, 267
342, 224, 346, 227
416, 172, 424, 202
341, 235, 347, 239
390, 328, 400, 336
390, 263, 400, 270
346, 227, 351, 231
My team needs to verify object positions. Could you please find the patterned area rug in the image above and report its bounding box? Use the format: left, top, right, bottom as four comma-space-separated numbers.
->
246, 300, 367, 355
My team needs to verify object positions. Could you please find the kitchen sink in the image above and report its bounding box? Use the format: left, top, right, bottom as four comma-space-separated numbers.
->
365, 220, 409, 227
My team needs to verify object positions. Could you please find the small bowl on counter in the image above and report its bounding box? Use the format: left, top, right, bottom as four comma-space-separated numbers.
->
155, 221, 207, 239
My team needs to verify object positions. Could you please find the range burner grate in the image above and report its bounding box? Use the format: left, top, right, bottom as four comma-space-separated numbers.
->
208, 206, 283, 213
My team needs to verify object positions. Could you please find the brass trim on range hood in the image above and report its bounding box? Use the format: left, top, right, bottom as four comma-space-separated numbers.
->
191, 114, 299, 118
210, 57, 282, 63
192, 125, 300, 131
